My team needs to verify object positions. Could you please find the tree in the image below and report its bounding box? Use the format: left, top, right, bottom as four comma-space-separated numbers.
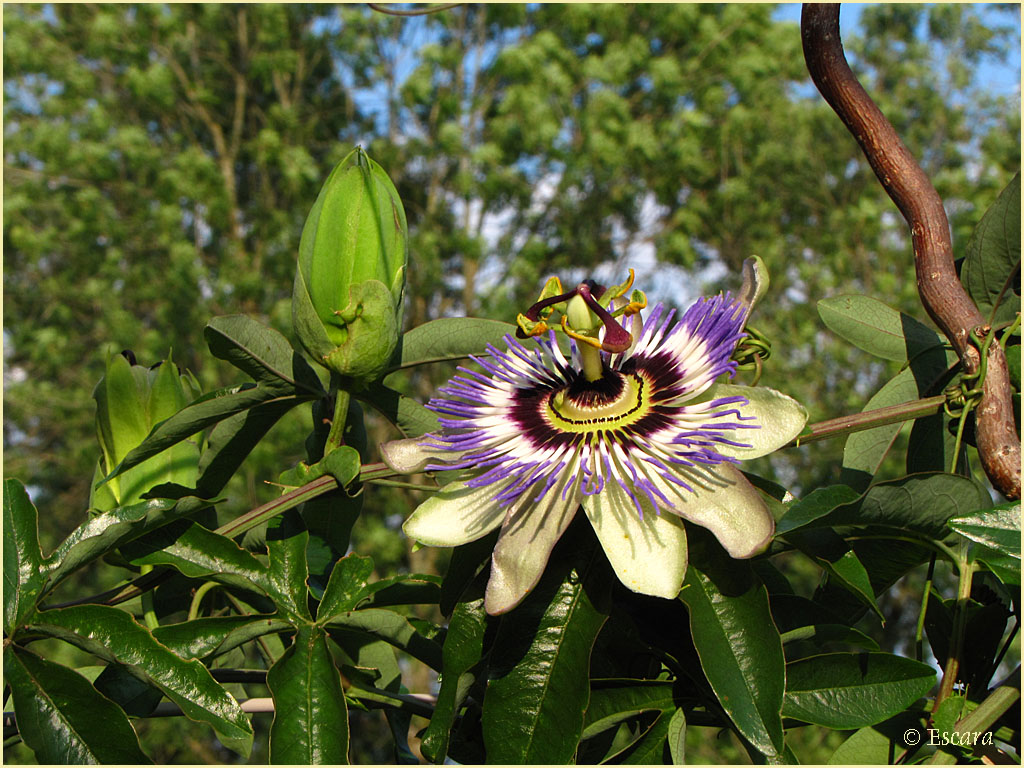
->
3, 4, 1020, 764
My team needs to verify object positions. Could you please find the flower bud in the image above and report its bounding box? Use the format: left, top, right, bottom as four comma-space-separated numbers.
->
292, 147, 408, 386
91, 351, 201, 509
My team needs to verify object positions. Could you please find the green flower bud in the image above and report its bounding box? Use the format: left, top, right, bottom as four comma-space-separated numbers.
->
292, 147, 408, 386
91, 351, 201, 510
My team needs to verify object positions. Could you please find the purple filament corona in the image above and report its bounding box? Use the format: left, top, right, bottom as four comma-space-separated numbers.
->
424, 294, 760, 516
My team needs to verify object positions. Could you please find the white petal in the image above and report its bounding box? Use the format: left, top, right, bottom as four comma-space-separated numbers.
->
645, 462, 774, 558
583, 480, 688, 599
402, 480, 505, 546
381, 437, 442, 474
705, 384, 807, 460
485, 479, 580, 615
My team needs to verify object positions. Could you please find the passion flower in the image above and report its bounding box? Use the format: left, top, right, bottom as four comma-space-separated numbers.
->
384, 268, 806, 614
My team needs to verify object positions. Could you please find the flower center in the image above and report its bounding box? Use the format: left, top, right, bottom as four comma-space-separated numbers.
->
546, 371, 650, 433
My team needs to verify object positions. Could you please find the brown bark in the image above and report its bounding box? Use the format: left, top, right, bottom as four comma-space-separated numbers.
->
801, 4, 1019, 499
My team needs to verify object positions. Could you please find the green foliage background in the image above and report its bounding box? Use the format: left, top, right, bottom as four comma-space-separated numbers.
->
3, 4, 1020, 764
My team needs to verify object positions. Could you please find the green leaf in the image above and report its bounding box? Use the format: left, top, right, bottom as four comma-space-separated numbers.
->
353, 573, 442, 609
28, 604, 253, 756
196, 399, 299, 496
906, 410, 966, 475
316, 554, 375, 621
154, 615, 292, 660
325, 608, 443, 670
827, 725, 895, 764
972, 545, 1021, 586
121, 519, 271, 592
93, 662, 164, 716
817, 472, 991, 539
786, 529, 882, 619
779, 624, 880, 651
420, 595, 489, 763
204, 314, 325, 394
481, 532, 610, 763
4, 644, 152, 764
608, 712, 671, 764
267, 625, 349, 764
840, 368, 917, 491
817, 295, 946, 361
386, 317, 516, 376
840, 342, 958, 491
962, 172, 1021, 324
104, 382, 313, 485
46, 496, 214, 588
581, 680, 676, 739
1006, 343, 1021, 390
776, 485, 860, 535
783, 652, 936, 729
949, 502, 1021, 559
666, 707, 687, 765
266, 509, 313, 621
359, 384, 439, 438
680, 560, 785, 757
440, 532, 499, 616
4, 479, 47, 632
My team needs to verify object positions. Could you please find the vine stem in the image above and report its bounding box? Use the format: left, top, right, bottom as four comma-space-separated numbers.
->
323, 377, 350, 454
931, 538, 975, 716
801, 4, 1020, 499
786, 394, 946, 447
926, 666, 1021, 764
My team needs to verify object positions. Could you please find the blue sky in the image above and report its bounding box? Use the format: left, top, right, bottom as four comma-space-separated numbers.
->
772, 3, 1022, 97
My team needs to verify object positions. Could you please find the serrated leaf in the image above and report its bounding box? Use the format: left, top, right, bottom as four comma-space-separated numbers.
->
680, 561, 785, 757
267, 625, 349, 764
4, 478, 47, 632
962, 172, 1021, 324
783, 652, 936, 729
28, 604, 253, 756
481, 532, 610, 764
4, 645, 152, 764
949, 502, 1021, 559
204, 314, 325, 395
420, 595, 488, 763
385, 317, 516, 376
817, 295, 945, 361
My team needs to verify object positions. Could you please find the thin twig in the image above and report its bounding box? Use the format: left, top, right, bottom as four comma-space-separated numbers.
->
367, 3, 462, 17
801, 4, 1020, 499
